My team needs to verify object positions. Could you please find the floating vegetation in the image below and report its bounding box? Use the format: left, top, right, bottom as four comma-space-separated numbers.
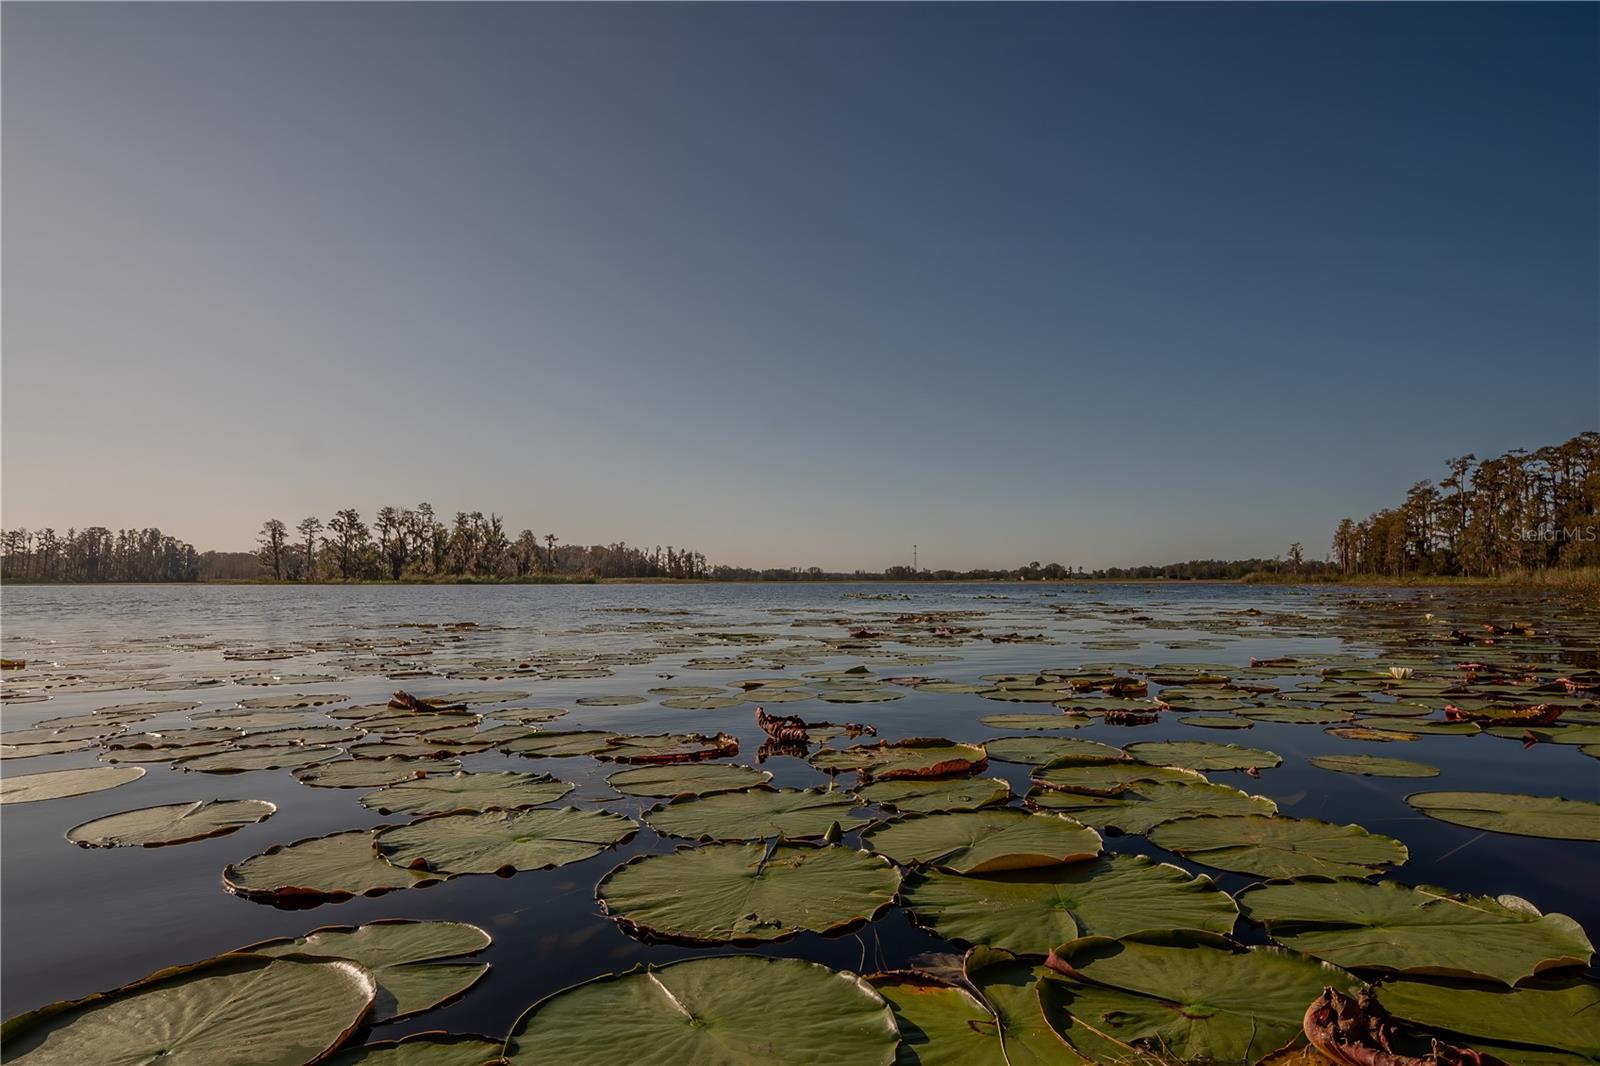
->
1308, 754, 1440, 777
857, 776, 1011, 813
1405, 790, 1600, 841
644, 787, 865, 842
606, 762, 771, 798
861, 809, 1101, 874
810, 738, 987, 780
1148, 815, 1409, 878
224, 830, 445, 902
373, 807, 635, 876
66, 799, 275, 848
0, 765, 144, 804
359, 770, 573, 815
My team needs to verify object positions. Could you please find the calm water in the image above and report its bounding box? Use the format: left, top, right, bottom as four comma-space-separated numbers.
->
2, 581, 1596, 1039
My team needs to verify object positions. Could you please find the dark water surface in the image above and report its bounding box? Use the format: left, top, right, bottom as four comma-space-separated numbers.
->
2, 582, 1596, 1041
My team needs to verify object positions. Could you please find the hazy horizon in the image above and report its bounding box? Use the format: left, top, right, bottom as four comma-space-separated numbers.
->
4, 4, 1596, 570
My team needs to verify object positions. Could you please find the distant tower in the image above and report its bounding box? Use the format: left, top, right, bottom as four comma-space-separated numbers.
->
913, 544, 918, 572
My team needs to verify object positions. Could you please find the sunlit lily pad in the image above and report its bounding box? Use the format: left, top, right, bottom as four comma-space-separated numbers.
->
1404, 791, 1600, 841
961, 948, 1086, 1065
501, 955, 899, 1065
810, 738, 987, 780
373, 807, 635, 875
1237, 876, 1594, 984
575, 694, 647, 707
606, 762, 772, 798
1309, 754, 1439, 777
0, 765, 145, 804
596, 732, 740, 763
224, 829, 444, 901
243, 919, 491, 1022
1028, 780, 1278, 834
1, 739, 93, 759
1039, 930, 1357, 1063
295, 758, 445, 789
1148, 815, 1407, 878
902, 854, 1237, 955
857, 776, 1011, 813
862, 810, 1101, 873
597, 842, 899, 943
66, 799, 275, 848
1375, 977, 1600, 1059
360, 771, 573, 815
645, 787, 865, 842
1121, 740, 1281, 772
1351, 717, 1479, 735
0, 953, 377, 1066
178, 745, 342, 774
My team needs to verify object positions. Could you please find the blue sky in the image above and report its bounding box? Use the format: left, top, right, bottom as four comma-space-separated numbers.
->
4, 4, 1595, 569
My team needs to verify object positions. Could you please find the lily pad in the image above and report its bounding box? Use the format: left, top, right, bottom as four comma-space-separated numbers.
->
1028, 780, 1278, 834
244, 919, 491, 1023
373, 807, 635, 875
595, 732, 739, 764
1237, 705, 1355, 725
645, 787, 866, 842
1179, 715, 1255, 729
575, 694, 647, 707
862, 810, 1101, 873
1032, 756, 1204, 796
1309, 754, 1439, 778
326, 1033, 504, 1066
857, 777, 1011, 813
1121, 740, 1281, 772
961, 948, 1086, 1065
977, 713, 1090, 730
0, 953, 376, 1066
597, 841, 899, 943
1148, 815, 1408, 878
501, 731, 619, 758
501, 955, 899, 1065
866, 972, 1005, 1066
177, 745, 342, 774
1375, 977, 1600, 1059
1404, 791, 1600, 841
224, 829, 444, 901
1237, 877, 1593, 984
1039, 930, 1356, 1064
902, 854, 1237, 955
984, 737, 1124, 766
0, 765, 145, 804
1350, 717, 1480, 735
2, 739, 93, 759
360, 771, 573, 815
606, 762, 772, 798
67, 799, 276, 848
810, 738, 987, 780
295, 759, 448, 790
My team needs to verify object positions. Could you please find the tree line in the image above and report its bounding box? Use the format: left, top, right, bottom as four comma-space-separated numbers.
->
1330, 432, 1599, 577
255, 506, 710, 582
0, 527, 199, 582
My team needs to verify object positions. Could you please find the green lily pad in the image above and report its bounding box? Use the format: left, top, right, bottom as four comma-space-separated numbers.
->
1032, 756, 1205, 796
1404, 791, 1600, 841
607, 762, 772, 798
576, 694, 648, 706
295, 759, 447, 790
597, 842, 899, 943
961, 948, 1087, 1065
0, 765, 145, 804
1237, 877, 1593, 985
373, 807, 635, 875
501, 731, 619, 758
811, 738, 987, 781
1040, 930, 1357, 1063
0, 954, 376, 1066
1028, 780, 1278, 834
659, 695, 746, 710
1149, 815, 1408, 878
1309, 754, 1439, 778
66, 799, 275, 848
326, 1033, 504, 1066
857, 777, 1011, 814
177, 745, 343, 774
866, 972, 1005, 1066
244, 919, 490, 1023
902, 854, 1237, 955
360, 771, 573, 815
1121, 741, 1281, 772
1377, 977, 1600, 1059
645, 787, 865, 842
978, 713, 1090, 730
1179, 715, 1255, 729
596, 732, 740, 763
502, 955, 899, 1065
984, 737, 1124, 766
486, 707, 569, 724
223, 829, 445, 901
1237, 706, 1354, 725
862, 810, 1101, 874
1350, 717, 1480, 735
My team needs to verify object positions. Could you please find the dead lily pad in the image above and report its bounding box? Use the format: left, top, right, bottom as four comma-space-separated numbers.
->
67, 799, 276, 848
597, 841, 900, 944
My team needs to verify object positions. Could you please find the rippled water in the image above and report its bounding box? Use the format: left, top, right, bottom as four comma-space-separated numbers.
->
2, 581, 1596, 1039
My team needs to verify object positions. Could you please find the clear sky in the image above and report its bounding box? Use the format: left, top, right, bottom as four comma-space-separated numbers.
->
4, 3, 1596, 570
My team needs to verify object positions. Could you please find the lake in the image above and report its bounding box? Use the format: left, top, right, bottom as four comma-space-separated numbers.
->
2, 581, 1596, 1059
